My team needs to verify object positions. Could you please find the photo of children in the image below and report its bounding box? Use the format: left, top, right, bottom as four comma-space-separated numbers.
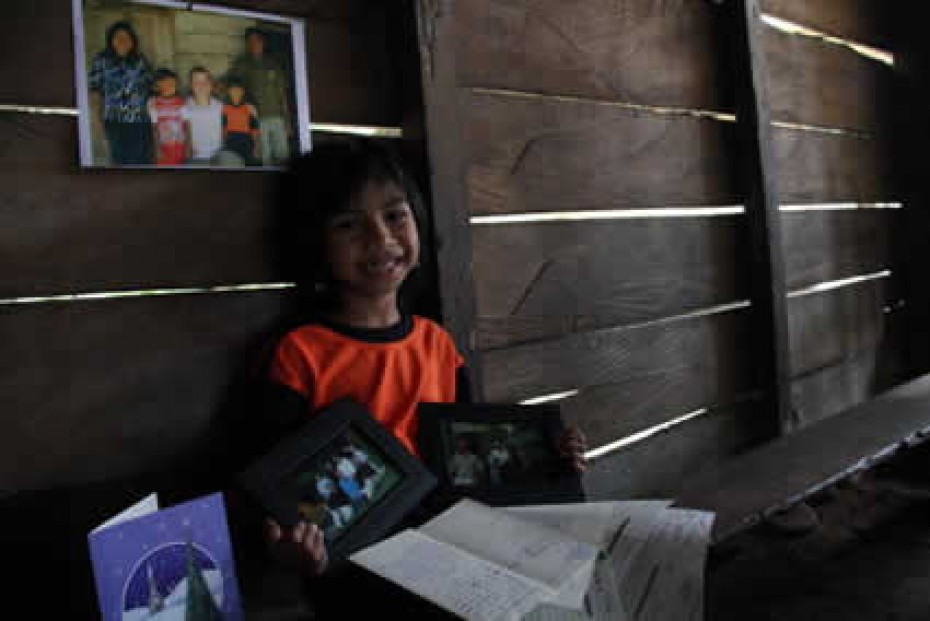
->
74, 0, 310, 169
286, 430, 402, 544
445, 422, 556, 489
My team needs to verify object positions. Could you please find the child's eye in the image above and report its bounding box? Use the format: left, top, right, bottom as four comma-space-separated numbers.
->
330, 217, 359, 232
385, 208, 409, 225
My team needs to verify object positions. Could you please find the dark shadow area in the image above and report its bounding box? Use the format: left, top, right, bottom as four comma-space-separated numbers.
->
708, 444, 930, 620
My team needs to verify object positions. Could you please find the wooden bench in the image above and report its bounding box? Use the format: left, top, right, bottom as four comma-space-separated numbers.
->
676, 373, 930, 542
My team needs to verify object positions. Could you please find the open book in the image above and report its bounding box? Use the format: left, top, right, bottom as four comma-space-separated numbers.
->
351, 499, 714, 621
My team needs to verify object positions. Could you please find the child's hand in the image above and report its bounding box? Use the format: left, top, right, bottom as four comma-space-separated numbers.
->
559, 426, 587, 473
264, 517, 328, 577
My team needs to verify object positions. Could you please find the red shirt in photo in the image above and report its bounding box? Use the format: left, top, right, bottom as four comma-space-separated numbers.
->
149, 95, 188, 166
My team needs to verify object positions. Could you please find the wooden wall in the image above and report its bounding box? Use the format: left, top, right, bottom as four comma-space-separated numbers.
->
0, 0, 911, 512
757, 0, 904, 427
421, 0, 756, 500
0, 0, 419, 496
419, 0, 907, 500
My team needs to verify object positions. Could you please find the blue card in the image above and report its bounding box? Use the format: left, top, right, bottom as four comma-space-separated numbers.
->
88, 492, 243, 621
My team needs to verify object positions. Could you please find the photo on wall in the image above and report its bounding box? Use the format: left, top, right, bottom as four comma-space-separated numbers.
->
71, 0, 311, 169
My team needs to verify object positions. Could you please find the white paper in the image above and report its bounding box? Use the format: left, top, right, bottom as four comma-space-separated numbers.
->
91, 493, 159, 533
351, 529, 546, 621
421, 499, 599, 594
352, 499, 713, 621
618, 508, 714, 621
503, 501, 672, 552
505, 501, 673, 621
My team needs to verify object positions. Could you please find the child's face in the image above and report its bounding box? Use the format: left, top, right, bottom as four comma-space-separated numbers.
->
246, 33, 266, 57
156, 76, 177, 97
111, 30, 134, 57
191, 72, 213, 101
323, 180, 420, 299
228, 85, 245, 104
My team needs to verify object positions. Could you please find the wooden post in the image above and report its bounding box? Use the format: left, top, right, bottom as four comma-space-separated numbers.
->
890, 8, 930, 379
413, 0, 484, 397
730, 0, 795, 435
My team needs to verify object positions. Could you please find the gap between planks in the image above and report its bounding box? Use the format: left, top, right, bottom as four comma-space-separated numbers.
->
761, 13, 894, 67
0, 282, 296, 307
0, 105, 403, 138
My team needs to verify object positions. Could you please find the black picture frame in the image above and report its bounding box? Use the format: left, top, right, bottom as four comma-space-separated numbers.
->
417, 402, 585, 507
238, 398, 436, 564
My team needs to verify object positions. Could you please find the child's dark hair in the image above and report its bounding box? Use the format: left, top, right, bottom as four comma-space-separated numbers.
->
189, 65, 212, 80
276, 139, 427, 305
226, 75, 245, 90
104, 21, 140, 58
153, 68, 177, 82
244, 27, 266, 40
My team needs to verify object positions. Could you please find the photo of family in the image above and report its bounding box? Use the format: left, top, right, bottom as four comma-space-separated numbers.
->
445, 421, 557, 490
72, 0, 311, 169
285, 431, 402, 544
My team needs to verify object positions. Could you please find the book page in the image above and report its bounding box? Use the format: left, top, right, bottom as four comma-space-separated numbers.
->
420, 499, 599, 593
351, 529, 548, 621
91, 492, 159, 533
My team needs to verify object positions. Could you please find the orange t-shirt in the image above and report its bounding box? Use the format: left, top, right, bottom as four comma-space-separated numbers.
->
268, 316, 464, 456
223, 102, 258, 136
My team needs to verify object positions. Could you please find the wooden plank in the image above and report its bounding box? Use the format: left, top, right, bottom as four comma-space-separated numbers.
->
781, 208, 895, 290
774, 127, 893, 205
0, 290, 292, 491
414, 1, 483, 390
677, 372, 930, 541
788, 278, 891, 376
760, 0, 890, 48
584, 403, 767, 500
456, 0, 730, 111
0, 0, 399, 126
791, 343, 907, 429
0, 114, 280, 297
730, 0, 793, 435
481, 308, 753, 406
763, 26, 892, 133
472, 217, 748, 349
464, 91, 739, 216
560, 371, 755, 454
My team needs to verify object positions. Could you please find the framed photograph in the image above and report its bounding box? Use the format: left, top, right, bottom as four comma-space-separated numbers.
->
417, 403, 585, 506
238, 399, 436, 564
71, 0, 311, 169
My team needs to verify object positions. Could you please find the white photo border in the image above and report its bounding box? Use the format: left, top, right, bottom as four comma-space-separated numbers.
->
71, 0, 312, 170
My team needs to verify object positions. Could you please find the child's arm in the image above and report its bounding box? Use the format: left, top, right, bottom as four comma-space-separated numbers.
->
147, 98, 159, 145
258, 337, 329, 575
184, 119, 193, 161
182, 106, 193, 161
456, 366, 473, 403
278, 76, 292, 137
249, 104, 261, 159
